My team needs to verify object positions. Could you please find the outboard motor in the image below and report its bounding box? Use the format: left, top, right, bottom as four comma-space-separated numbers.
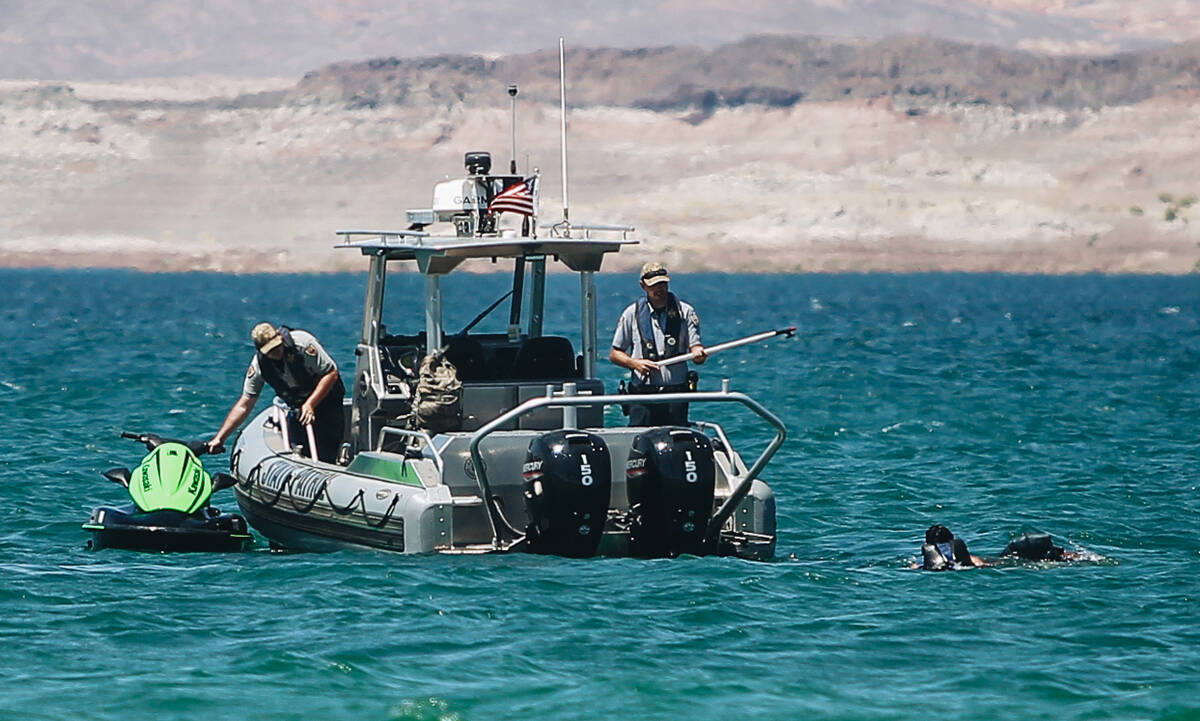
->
523, 430, 612, 558
626, 427, 716, 558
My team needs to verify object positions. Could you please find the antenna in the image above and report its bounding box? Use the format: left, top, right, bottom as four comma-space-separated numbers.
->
558, 37, 570, 226
507, 84, 518, 174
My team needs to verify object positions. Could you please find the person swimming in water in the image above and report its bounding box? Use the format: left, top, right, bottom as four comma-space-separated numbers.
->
919, 524, 986, 570
918, 524, 1078, 570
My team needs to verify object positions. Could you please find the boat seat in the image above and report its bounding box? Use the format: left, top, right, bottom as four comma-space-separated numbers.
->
510, 336, 578, 380
516, 379, 604, 429
459, 379, 605, 431
444, 336, 488, 382
460, 384, 519, 431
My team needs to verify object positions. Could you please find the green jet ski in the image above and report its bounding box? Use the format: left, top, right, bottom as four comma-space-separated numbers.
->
83, 432, 252, 552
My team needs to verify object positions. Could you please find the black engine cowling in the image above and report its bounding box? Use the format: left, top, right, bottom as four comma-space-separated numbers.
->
626, 427, 717, 558
523, 430, 612, 557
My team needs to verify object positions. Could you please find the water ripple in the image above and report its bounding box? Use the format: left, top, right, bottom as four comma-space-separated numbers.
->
3, 271, 1200, 720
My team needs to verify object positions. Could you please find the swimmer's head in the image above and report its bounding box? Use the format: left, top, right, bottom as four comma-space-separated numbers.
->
926, 524, 954, 545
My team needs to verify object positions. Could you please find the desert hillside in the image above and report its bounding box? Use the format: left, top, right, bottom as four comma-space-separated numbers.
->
2, 35, 1200, 274
5, 0, 1199, 80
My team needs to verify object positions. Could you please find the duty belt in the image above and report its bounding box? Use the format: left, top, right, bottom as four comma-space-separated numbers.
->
628, 383, 691, 394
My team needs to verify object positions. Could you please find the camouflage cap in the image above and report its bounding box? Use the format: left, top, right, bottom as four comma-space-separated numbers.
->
639, 261, 670, 286
251, 322, 283, 353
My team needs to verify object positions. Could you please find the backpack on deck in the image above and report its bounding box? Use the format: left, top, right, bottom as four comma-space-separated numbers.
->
411, 351, 462, 433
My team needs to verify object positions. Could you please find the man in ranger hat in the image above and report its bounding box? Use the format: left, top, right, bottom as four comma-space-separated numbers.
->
206, 322, 345, 463
610, 261, 707, 426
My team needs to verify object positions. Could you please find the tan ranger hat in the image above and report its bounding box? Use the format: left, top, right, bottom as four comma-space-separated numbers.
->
640, 261, 670, 286
251, 322, 283, 353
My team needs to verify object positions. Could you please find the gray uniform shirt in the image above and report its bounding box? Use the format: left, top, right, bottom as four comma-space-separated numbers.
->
241, 329, 338, 398
611, 298, 702, 387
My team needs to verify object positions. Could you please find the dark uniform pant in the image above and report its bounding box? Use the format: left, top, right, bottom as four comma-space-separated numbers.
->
627, 384, 690, 427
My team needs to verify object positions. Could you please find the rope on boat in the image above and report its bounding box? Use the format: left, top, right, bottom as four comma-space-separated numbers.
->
324, 485, 402, 529
280, 479, 326, 514
371, 495, 401, 529
250, 469, 402, 531
325, 486, 365, 515
251, 462, 290, 507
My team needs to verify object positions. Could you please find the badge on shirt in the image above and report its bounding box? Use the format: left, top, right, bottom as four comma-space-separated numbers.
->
304, 344, 318, 356
246, 365, 257, 378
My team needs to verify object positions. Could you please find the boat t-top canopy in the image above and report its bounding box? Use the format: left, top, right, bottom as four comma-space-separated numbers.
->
336, 149, 641, 380
335, 226, 637, 274
338, 224, 639, 381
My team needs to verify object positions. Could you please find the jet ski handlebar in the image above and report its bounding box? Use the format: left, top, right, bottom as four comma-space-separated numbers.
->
119, 431, 208, 456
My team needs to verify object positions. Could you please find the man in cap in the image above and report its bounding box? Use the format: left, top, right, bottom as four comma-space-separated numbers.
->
207, 322, 345, 463
610, 261, 707, 426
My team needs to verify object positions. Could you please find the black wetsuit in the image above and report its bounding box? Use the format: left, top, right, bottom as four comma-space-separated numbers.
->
999, 533, 1067, 562
921, 538, 975, 571
922, 532, 1069, 570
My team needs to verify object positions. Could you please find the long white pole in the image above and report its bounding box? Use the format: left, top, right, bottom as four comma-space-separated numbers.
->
275, 405, 292, 451
305, 423, 319, 461
558, 37, 570, 225
654, 327, 797, 369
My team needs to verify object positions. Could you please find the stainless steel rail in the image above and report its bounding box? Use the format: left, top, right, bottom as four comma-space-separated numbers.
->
377, 427, 444, 475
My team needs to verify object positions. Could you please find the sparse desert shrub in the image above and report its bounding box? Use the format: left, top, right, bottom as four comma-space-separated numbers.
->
1159, 193, 1195, 224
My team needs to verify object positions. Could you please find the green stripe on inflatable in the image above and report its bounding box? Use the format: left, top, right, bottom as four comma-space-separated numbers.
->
346, 452, 425, 486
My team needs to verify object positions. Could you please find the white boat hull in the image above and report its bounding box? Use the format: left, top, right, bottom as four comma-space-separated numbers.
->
230, 407, 777, 559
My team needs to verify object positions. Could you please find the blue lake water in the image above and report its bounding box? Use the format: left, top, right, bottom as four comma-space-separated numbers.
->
1, 269, 1199, 720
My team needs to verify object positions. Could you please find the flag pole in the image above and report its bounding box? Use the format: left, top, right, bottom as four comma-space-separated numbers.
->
508, 84, 518, 174
558, 37, 570, 229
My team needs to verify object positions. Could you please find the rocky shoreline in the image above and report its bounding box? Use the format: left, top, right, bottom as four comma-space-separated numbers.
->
3, 46, 1200, 275
2, 231, 1195, 275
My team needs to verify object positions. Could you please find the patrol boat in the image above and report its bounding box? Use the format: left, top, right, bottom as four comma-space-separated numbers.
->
227, 146, 785, 559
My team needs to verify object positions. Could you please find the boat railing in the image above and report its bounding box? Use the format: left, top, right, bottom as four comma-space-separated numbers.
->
692, 420, 740, 472
269, 397, 320, 461
335, 229, 431, 247
376, 427, 445, 476
466, 382, 787, 550
548, 221, 635, 240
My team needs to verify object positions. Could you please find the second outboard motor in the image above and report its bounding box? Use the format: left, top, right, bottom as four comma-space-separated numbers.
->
626, 427, 716, 558
523, 430, 612, 558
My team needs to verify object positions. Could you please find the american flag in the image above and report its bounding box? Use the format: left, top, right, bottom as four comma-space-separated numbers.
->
488, 176, 537, 217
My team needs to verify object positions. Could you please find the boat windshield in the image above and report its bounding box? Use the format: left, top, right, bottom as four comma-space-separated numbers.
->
378, 257, 581, 383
